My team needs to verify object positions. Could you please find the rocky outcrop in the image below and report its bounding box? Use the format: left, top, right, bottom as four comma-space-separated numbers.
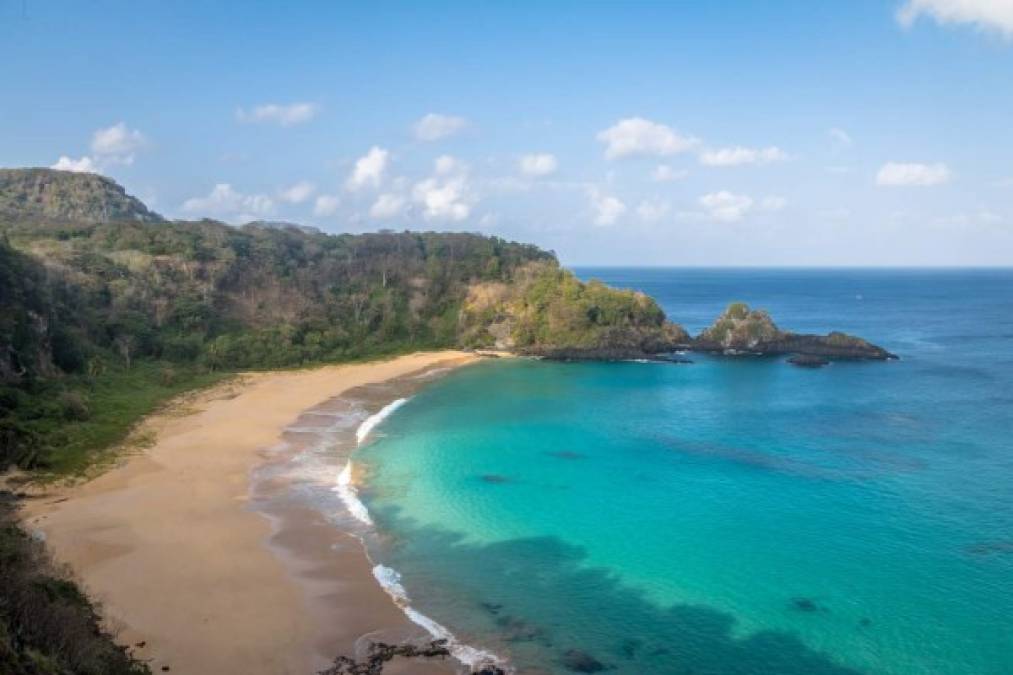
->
693, 303, 896, 361
519, 323, 691, 361
0, 168, 163, 224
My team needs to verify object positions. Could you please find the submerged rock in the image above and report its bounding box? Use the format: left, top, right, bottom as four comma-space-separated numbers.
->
480, 474, 510, 484
790, 597, 825, 613
547, 450, 585, 460
562, 649, 607, 672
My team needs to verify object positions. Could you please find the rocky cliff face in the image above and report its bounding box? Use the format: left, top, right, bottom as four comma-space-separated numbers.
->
693, 302, 896, 360
0, 168, 163, 224
459, 262, 691, 360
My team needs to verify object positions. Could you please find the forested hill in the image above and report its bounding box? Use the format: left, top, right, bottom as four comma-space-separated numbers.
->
0, 168, 163, 225
0, 168, 684, 472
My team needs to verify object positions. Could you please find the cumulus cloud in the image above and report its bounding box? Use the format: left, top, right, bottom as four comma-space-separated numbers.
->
588, 188, 626, 226
236, 102, 318, 127
699, 191, 754, 222
51, 156, 97, 173
876, 162, 952, 186
597, 117, 698, 160
370, 193, 406, 219
699, 146, 788, 167
652, 164, 687, 182
412, 156, 474, 221
182, 183, 274, 221
53, 122, 149, 172
898, 0, 1013, 38
637, 199, 670, 223
434, 154, 464, 175
91, 122, 147, 162
279, 181, 316, 204
413, 113, 468, 141
313, 195, 341, 217
346, 146, 389, 191
518, 153, 558, 177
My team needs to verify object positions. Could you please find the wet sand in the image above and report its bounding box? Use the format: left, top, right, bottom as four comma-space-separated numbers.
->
22, 351, 481, 675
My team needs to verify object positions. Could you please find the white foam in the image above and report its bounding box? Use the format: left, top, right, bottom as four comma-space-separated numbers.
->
371, 564, 504, 671
356, 398, 408, 445
335, 460, 373, 526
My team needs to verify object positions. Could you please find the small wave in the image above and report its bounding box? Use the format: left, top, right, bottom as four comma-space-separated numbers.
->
335, 460, 373, 526
371, 564, 504, 671
356, 398, 408, 445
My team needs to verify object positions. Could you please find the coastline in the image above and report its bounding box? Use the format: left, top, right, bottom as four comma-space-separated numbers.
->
21, 351, 483, 675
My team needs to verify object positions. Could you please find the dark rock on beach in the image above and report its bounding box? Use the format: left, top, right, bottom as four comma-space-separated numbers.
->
562, 649, 607, 672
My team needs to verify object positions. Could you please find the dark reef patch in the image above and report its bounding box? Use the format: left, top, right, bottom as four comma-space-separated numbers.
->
547, 450, 586, 460
480, 474, 511, 484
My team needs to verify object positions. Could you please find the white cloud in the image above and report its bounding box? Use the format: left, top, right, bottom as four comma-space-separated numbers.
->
652, 164, 687, 182
699, 191, 754, 222
412, 156, 474, 221
829, 127, 853, 148
279, 181, 316, 204
699, 146, 788, 167
519, 153, 558, 177
182, 183, 274, 220
370, 193, 406, 219
434, 154, 464, 175
346, 146, 389, 191
597, 117, 698, 160
637, 199, 670, 223
51, 155, 97, 173
588, 188, 626, 226
876, 162, 952, 186
236, 102, 318, 127
91, 122, 146, 160
898, 0, 1013, 38
313, 195, 341, 217
760, 196, 788, 211
413, 113, 468, 141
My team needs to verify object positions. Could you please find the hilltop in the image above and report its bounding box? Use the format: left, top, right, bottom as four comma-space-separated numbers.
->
0, 168, 163, 225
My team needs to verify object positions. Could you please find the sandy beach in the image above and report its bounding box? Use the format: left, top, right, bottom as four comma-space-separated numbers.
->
22, 351, 481, 675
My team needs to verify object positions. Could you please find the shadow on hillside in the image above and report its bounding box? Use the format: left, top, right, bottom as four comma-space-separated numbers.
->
367, 504, 865, 675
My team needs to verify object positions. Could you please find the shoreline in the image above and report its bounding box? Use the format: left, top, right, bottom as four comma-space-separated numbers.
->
21, 351, 484, 675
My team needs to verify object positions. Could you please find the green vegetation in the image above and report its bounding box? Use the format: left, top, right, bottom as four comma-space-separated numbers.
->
1, 168, 686, 474
697, 302, 782, 349
460, 262, 688, 357
0, 168, 161, 225
0, 494, 150, 674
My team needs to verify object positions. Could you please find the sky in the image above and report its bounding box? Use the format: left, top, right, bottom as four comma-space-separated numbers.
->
2, 0, 1012, 266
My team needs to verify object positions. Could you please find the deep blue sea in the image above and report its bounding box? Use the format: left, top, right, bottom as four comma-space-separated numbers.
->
355, 269, 1013, 674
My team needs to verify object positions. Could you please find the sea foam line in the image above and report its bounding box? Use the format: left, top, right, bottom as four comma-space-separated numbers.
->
372, 564, 504, 671
335, 398, 409, 527
356, 398, 408, 445
344, 397, 506, 670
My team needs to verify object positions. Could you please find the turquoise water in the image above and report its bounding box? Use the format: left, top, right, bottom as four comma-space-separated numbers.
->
356, 269, 1013, 674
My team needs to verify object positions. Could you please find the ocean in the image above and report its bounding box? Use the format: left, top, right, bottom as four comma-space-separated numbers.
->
353, 268, 1013, 674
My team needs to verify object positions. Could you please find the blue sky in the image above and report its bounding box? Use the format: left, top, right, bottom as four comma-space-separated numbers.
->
2, 1, 1012, 265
